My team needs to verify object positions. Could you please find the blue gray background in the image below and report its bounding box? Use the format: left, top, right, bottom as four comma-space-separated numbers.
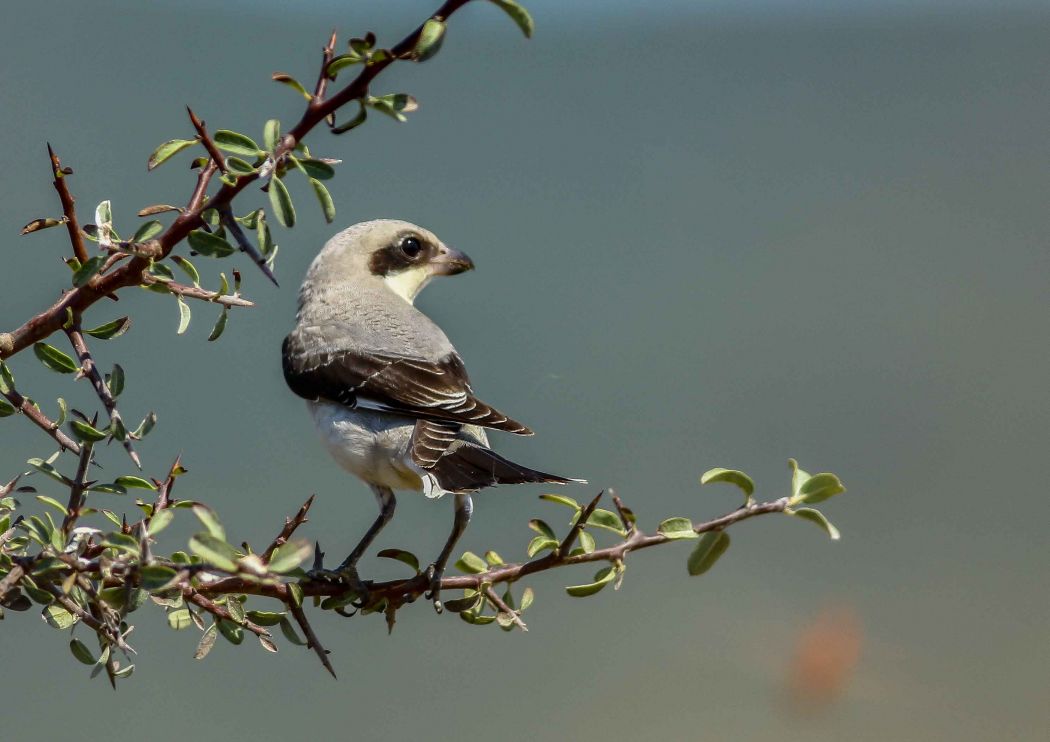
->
1, 1, 1047, 739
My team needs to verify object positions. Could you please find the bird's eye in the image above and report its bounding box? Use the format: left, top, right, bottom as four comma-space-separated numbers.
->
400, 236, 423, 258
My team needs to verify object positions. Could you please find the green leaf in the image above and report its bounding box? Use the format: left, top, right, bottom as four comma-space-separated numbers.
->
225, 156, 257, 175
539, 493, 580, 510
218, 619, 244, 645
376, 548, 420, 573
176, 296, 191, 335
367, 93, 418, 122
658, 517, 698, 540
213, 130, 261, 157
267, 541, 312, 574
84, 316, 131, 340
43, 604, 78, 629
0, 398, 15, 417
484, 550, 504, 566
263, 119, 281, 152
102, 532, 140, 555
246, 610, 285, 626
132, 220, 164, 242
35, 495, 68, 515
272, 73, 312, 100
527, 518, 556, 540
326, 53, 363, 77
700, 468, 755, 502
149, 508, 174, 535
585, 508, 627, 536
106, 363, 125, 397
88, 482, 127, 495
69, 638, 96, 665
454, 551, 488, 574
191, 504, 225, 540
188, 533, 239, 572
789, 507, 841, 540
279, 617, 307, 645
788, 458, 811, 500
139, 564, 178, 591
687, 531, 730, 576
33, 343, 78, 374
171, 256, 200, 286
565, 566, 616, 597
207, 307, 228, 342
114, 475, 155, 491
413, 18, 447, 61
0, 360, 14, 393
488, 0, 534, 38
70, 417, 108, 440
526, 535, 558, 558
72, 255, 107, 287
187, 229, 235, 258
194, 623, 219, 659
148, 138, 198, 170
297, 158, 336, 180
443, 591, 482, 614
27, 457, 69, 484
132, 411, 157, 439
796, 473, 846, 505
268, 177, 295, 228
331, 102, 367, 134
20, 217, 66, 235
309, 178, 335, 224
167, 607, 192, 630
579, 529, 596, 553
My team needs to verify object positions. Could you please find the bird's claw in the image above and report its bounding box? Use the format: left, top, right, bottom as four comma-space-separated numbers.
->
424, 563, 444, 614
306, 563, 369, 608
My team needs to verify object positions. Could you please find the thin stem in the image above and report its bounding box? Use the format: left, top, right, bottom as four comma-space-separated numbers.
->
0, 387, 81, 454
47, 144, 90, 265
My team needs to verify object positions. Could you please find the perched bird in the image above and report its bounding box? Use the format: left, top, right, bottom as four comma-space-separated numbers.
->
282, 219, 583, 610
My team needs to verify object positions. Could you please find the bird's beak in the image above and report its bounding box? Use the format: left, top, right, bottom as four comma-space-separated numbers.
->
432, 245, 475, 275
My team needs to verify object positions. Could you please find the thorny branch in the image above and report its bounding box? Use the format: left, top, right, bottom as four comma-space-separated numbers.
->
0, 0, 472, 362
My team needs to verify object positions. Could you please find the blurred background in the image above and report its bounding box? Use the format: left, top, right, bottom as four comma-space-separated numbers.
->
1, 1, 1047, 739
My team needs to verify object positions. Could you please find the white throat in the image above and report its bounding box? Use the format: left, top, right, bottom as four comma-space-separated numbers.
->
383, 267, 431, 304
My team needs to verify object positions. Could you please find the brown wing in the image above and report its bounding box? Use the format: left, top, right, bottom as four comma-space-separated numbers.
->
410, 419, 462, 469
282, 336, 533, 435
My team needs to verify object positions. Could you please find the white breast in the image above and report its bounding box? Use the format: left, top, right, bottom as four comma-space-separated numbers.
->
308, 401, 423, 492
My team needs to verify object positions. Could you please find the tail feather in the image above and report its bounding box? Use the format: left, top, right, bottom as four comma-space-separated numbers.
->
430, 441, 585, 494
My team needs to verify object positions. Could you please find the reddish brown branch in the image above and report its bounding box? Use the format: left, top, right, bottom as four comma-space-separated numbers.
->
262, 495, 315, 562
187, 108, 227, 174
61, 442, 94, 534
47, 144, 90, 265
0, 386, 81, 454
288, 599, 337, 679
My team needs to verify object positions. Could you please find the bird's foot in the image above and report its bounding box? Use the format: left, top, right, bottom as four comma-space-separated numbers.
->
306, 559, 369, 609
424, 563, 444, 614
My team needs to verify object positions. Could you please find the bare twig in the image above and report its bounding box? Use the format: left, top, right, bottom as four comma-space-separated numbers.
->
64, 323, 139, 467
0, 564, 25, 597
218, 203, 278, 287
557, 490, 603, 557
262, 495, 314, 563
484, 584, 528, 632
287, 600, 337, 679
47, 144, 90, 265
140, 275, 254, 308
0, 387, 81, 454
61, 442, 94, 535
186, 107, 227, 175
183, 588, 269, 639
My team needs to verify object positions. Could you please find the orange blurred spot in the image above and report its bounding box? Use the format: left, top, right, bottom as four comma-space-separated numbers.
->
785, 603, 863, 712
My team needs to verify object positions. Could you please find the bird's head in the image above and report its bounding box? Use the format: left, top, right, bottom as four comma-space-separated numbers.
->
307, 219, 474, 304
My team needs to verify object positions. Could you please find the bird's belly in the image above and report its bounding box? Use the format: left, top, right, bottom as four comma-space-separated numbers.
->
308, 401, 422, 491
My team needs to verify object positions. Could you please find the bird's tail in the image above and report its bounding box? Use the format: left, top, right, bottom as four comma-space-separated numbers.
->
430, 442, 586, 494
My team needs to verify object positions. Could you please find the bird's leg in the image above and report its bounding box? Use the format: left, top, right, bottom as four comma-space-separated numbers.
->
310, 486, 396, 602
426, 492, 473, 614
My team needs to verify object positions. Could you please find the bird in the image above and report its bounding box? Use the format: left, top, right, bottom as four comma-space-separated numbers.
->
281, 219, 584, 610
